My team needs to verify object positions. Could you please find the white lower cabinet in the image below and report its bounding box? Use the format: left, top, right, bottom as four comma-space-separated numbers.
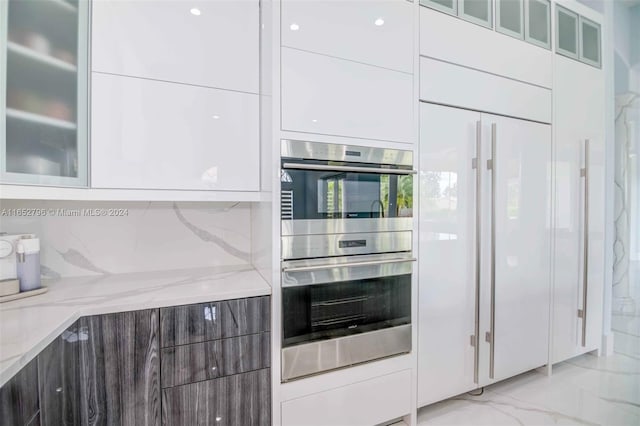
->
418, 103, 551, 407
91, 73, 259, 191
281, 369, 412, 426
551, 55, 604, 364
281, 47, 413, 144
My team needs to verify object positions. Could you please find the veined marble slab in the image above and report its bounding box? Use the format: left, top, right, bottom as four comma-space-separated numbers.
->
0, 265, 271, 387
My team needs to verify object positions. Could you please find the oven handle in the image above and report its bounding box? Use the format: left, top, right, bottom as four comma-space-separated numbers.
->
282, 257, 416, 273
282, 162, 417, 175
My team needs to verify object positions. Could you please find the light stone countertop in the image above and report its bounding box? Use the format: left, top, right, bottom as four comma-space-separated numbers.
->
0, 264, 271, 387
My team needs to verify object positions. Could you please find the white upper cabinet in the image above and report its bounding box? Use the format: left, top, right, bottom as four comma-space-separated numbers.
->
91, 73, 259, 191
281, 0, 413, 73
281, 47, 413, 144
556, 5, 579, 59
459, 0, 492, 28
91, 0, 259, 93
525, 0, 551, 49
420, 6, 552, 88
496, 0, 524, 39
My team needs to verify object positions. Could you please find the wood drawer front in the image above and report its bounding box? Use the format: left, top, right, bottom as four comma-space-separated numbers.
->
79, 309, 161, 426
160, 297, 270, 347
162, 368, 271, 426
0, 358, 39, 426
161, 333, 270, 388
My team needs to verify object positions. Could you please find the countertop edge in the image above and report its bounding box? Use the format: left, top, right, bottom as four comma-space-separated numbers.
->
0, 280, 271, 388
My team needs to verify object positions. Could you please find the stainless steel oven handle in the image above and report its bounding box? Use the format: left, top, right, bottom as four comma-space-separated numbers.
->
282, 162, 417, 175
282, 257, 417, 273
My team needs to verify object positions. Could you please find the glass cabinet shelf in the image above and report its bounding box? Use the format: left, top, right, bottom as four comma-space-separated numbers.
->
1, 0, 88, 186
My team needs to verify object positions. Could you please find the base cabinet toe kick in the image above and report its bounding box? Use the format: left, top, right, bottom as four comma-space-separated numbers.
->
0, 296, 271, 426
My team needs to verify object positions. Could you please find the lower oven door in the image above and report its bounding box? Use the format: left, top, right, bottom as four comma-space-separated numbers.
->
281, 253, 414, 381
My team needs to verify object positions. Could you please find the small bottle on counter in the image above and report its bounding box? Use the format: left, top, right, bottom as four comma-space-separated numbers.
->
16, 238, 41, 292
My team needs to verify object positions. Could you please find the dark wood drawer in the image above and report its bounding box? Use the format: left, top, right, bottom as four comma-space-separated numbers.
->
0, 357, 39, 426
161, 332, 270, 388
162, 368, 270, 426
160, 296, 270, 347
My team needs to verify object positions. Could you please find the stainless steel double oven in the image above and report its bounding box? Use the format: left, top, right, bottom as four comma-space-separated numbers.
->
280, 140, 416, 381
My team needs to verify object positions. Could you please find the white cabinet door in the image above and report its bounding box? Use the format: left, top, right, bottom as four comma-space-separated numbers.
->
281, 47, 413, 143
281, 0, 413, 73
92, 0, 259, 93
418, 103, 480, 406
552, 55, 604, 363
479, 113, 551, 384
91, 73, 259, 191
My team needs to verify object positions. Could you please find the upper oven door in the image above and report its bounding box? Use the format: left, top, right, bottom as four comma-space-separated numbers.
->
281, 141, 415, 236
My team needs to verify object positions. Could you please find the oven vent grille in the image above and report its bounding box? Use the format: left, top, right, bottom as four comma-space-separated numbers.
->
281, 190, 293, 219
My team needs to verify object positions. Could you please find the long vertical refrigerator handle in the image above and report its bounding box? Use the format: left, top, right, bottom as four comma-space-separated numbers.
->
471, 120, 481, 385
486, 123, 497, 380
580, 139, 590, 347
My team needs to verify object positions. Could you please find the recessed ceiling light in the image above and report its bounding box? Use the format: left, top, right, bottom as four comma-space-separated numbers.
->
190, 8, 201, 16
375, 18, 384, 26
212, 115, 220, 119
311, 119, 318, 123
290, 23, 300, 31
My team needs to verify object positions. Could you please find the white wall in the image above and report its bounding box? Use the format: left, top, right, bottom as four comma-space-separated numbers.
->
0, 200, 251, 278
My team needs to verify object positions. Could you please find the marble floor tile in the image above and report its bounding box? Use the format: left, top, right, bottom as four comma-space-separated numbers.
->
418, 353, 640, 426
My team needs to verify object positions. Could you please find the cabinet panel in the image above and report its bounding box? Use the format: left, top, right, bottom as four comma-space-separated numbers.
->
1, 0, 88, 186
480, 114, 551, 383
160, 297, 270, 347
552, 55, 604, 363
525, 0, 551, 49
282, 369, 411, 426
161, 333, 270, 388
281, 0, 413, 73
92, 0, 258, 93
79, 309, 160, 426
38, 321, 81, 426
161, 368, 270, 426
91, 72, 259, 191
496, 0, 523, 39
0, 358, 39, 426
281, 47, 413, 143
418, 103, 479, 407
419, 57, 552, 124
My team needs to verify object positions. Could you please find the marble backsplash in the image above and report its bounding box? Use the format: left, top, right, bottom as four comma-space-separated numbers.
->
0, 200, 251, 278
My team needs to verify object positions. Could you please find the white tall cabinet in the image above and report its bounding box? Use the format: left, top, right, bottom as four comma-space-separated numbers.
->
551, 51, 605, 364
418, 103, 551, 406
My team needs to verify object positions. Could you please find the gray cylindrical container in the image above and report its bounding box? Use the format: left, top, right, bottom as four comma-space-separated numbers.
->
17, 238, 41, 292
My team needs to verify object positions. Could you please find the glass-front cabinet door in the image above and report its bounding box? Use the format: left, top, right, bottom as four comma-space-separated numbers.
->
459, 0, 492, 28
556, 5, 579, 59
579, 16, 601, 68
1, 0, 89, 186
420, 0, 458, 16
496, 0, 524, 39
525, 0, 551, 49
